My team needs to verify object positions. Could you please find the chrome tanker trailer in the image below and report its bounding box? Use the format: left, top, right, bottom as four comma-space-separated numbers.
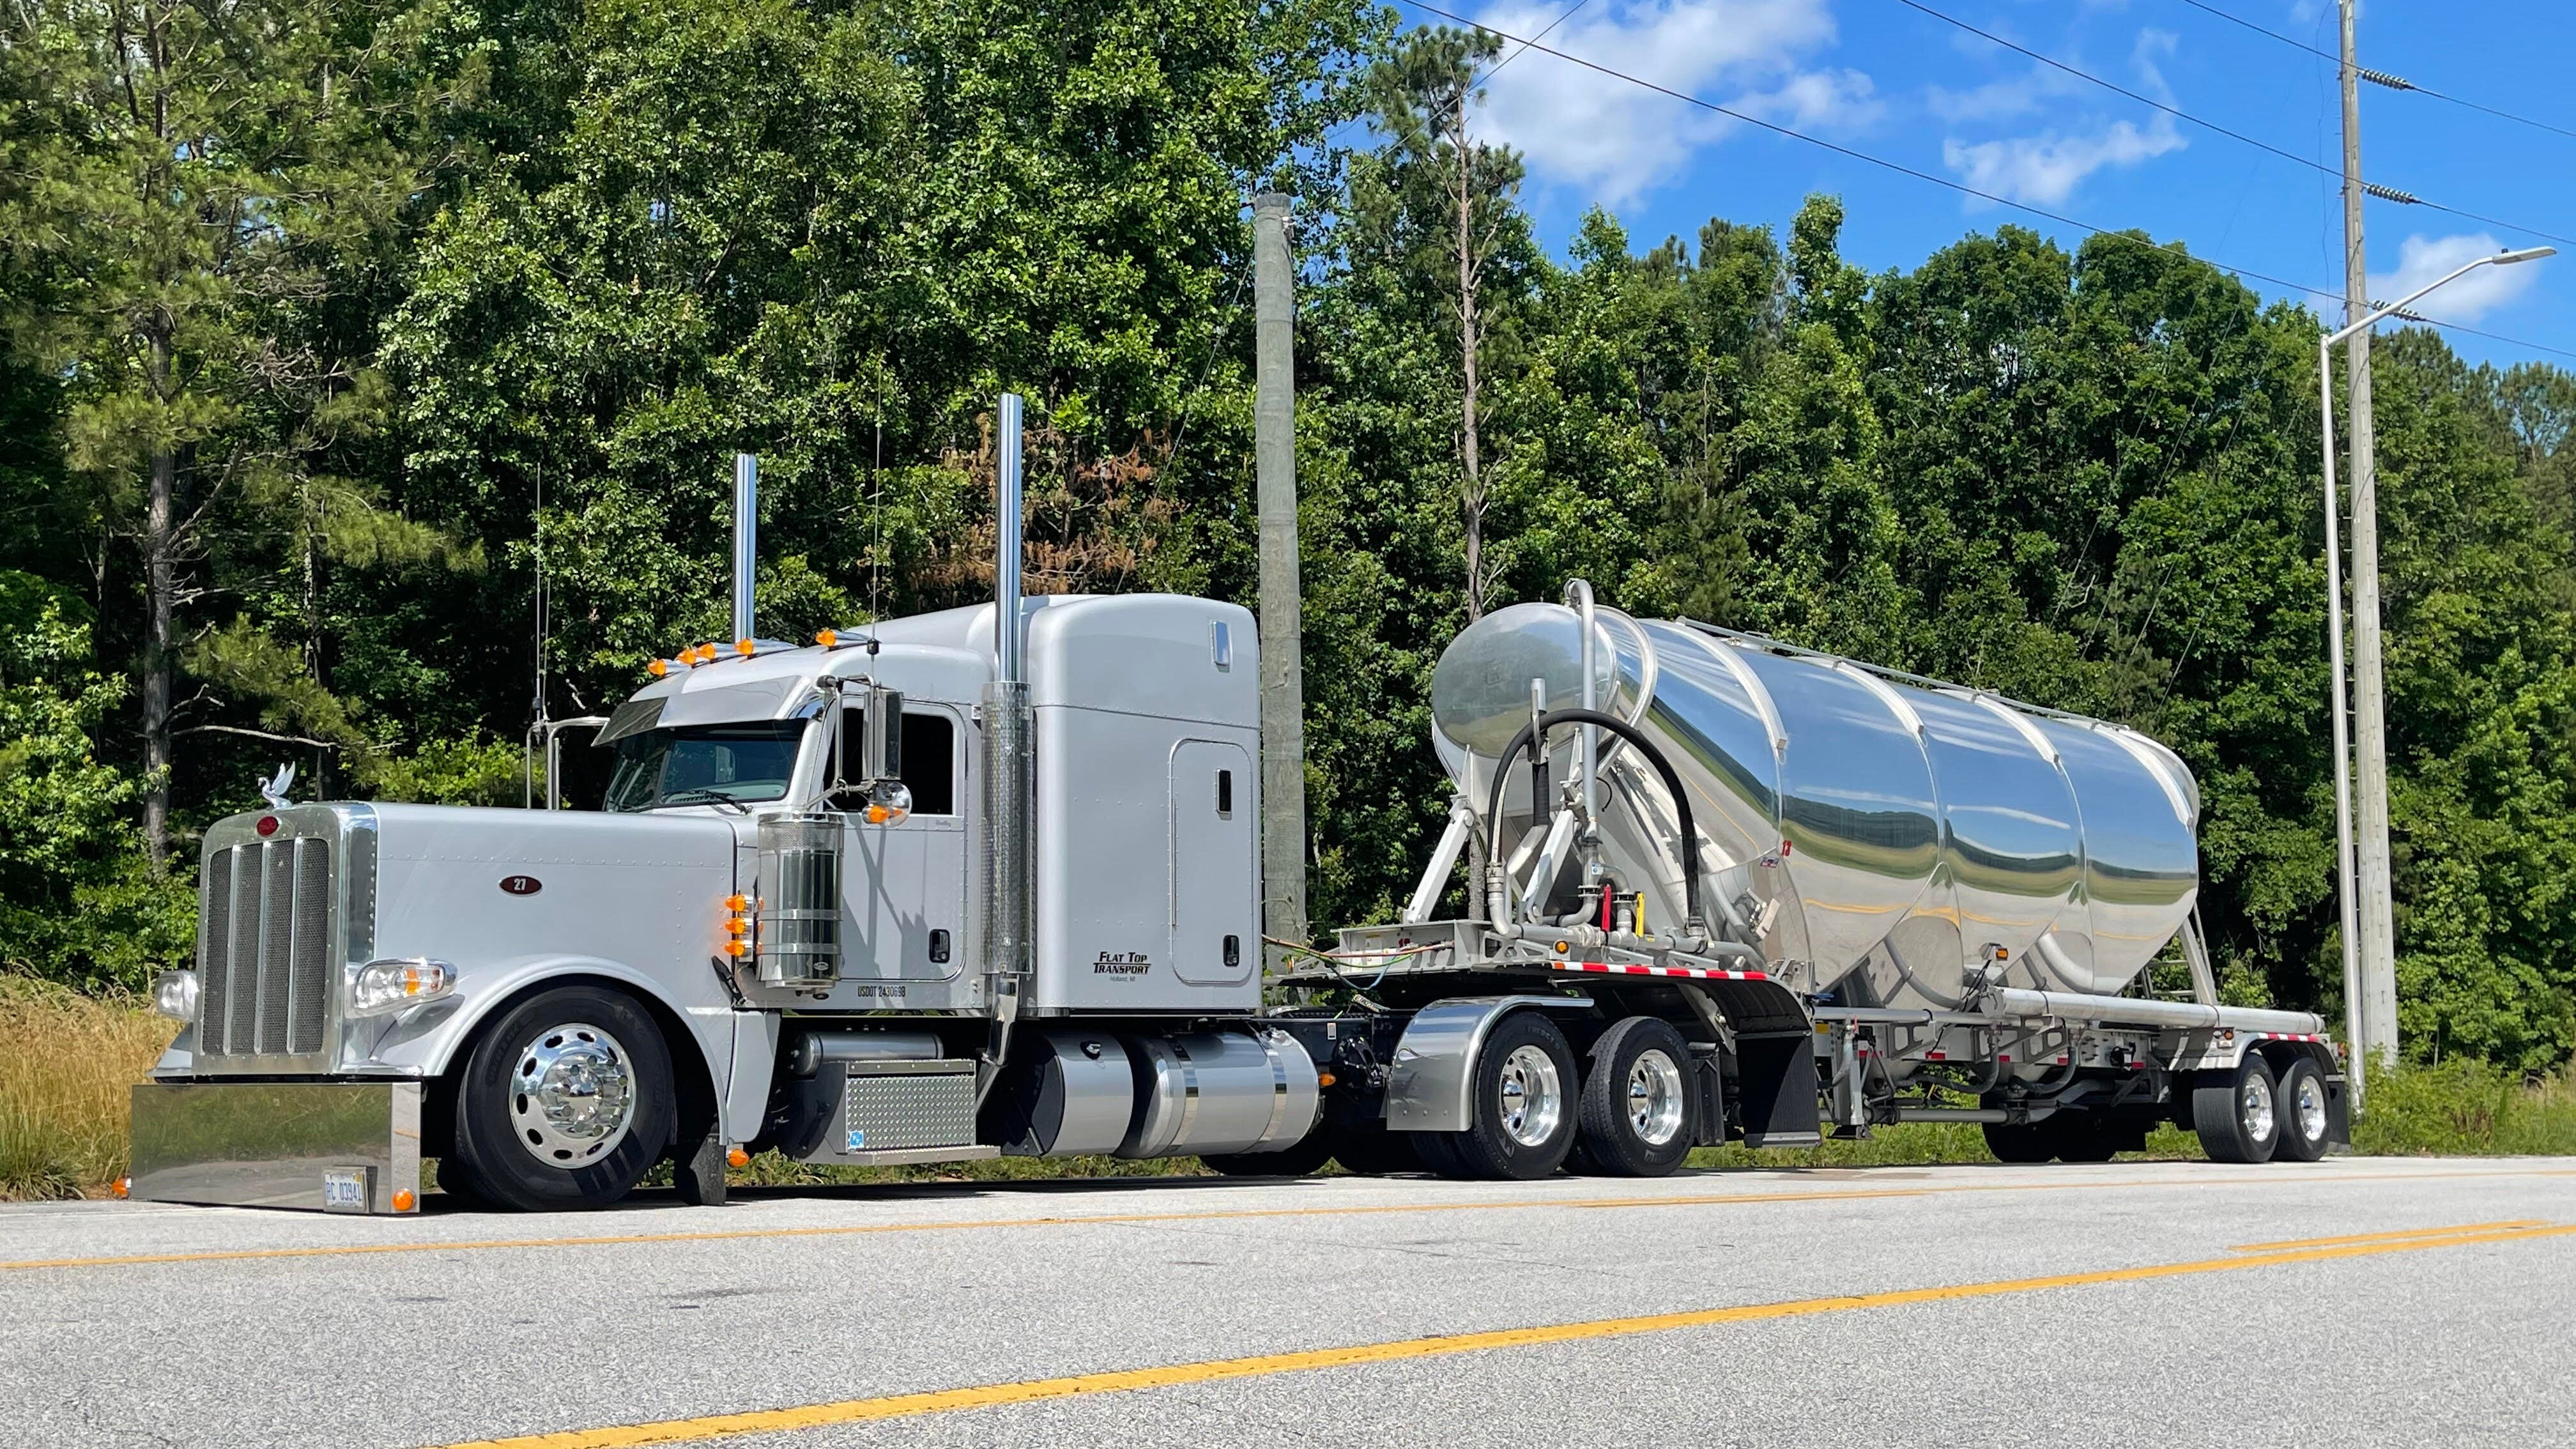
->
126, 401, 2343, 1215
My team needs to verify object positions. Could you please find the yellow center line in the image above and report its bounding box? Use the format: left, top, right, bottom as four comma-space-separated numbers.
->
2231, 1219, 2549, 1252
425, 1219, 2576, 1449
8, 1164, 2575, 1274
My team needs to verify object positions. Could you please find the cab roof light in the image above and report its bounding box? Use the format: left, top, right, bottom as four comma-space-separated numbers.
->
735, 638, 756, 657
647, 659, 670, 678
814, 629, 837, 648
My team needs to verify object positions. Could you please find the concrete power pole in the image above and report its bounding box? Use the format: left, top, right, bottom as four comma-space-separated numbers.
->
1253, 193, 1308, 970
2339, 0, 2400, 1070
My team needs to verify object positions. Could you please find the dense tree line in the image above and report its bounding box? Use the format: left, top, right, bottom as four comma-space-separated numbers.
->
3, 3, 2573, 1070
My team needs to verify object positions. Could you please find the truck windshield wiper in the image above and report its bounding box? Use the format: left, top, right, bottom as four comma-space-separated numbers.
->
652, 788, 752, 814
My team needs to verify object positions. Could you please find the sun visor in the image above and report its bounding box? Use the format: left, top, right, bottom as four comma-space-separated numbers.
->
592, 696, 666, 746
652, 676, 809, 730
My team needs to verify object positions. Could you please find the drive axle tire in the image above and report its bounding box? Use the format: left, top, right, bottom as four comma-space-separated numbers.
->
450, 985, 675, 1211
2274, 1057, 2334, 1163
2191, 1054, 2281, 1164
1330, 1127, 1423, 1176
1573, 1016, 1696, 1177
1200, 1131, 1337, 1177
1427, 1011, 1580, 1180
1982, 1122, 2056, 1163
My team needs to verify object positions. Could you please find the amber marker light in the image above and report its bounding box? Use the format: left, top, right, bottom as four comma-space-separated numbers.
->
815, 628, 838, 648
726, 1147, 751, 1169
112, 1177, 130, 1199
735, 638, 756, 656
725, 894, 750, 912
391, 1188, 417, 1213
647, 659, 669, 678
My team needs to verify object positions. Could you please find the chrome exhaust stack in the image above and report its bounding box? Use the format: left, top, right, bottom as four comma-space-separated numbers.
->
978, 395, 1034, 1097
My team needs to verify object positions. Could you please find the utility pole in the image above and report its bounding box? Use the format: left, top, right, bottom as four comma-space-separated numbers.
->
2339, 0, 2400, 1072
1253, 193, 1308, 970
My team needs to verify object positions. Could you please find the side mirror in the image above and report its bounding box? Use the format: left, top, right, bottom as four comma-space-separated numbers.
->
861, 687, 903, 783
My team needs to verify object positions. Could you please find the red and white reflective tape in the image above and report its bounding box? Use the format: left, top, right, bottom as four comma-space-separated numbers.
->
1547, 960, 1770, 982
2255, 1032, 2327, 1043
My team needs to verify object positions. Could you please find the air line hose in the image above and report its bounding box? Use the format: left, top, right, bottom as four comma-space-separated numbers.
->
1483, 707, 1706, 937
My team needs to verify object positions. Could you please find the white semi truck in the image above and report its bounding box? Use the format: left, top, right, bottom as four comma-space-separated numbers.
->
130, 405, 2347, 1215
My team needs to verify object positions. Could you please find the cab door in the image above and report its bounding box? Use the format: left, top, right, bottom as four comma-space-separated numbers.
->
838, 705, 967, 983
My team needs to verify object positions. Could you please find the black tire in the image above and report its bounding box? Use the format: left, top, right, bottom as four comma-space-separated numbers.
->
1200, 1130, 1337, 1177
1330, 1126, 1423, 1176
1982, 1121, 2057, 1163
427, 1154, 496, 1208
2046, 1114, 2123, 1163
449, 985, 675, 1211
1412, 1124, 1474, 1179
1573, 1016, 1697, 1177
1433, 1011, 1581, 1180
2274, 1057, 2334, 1163
2191, 1054, 2282, 1164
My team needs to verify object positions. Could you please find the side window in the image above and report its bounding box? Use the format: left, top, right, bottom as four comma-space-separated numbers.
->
838, 707, 958, 816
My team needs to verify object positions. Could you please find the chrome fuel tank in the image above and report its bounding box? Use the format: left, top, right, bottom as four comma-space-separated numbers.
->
1430, 602, 2199, 1008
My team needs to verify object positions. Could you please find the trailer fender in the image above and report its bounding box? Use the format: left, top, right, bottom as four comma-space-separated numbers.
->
1386, 995, 1594, 1133
362, 954, 737, 1149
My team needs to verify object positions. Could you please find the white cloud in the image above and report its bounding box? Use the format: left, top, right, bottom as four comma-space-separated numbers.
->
1942, 114, 2186, 206
2368, 232, 2544, 323
1468, 0, 1863, 206
1936, 26, 2189, 207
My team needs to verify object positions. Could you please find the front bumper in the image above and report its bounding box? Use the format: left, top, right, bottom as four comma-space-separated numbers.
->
129, 1080, 421, 1215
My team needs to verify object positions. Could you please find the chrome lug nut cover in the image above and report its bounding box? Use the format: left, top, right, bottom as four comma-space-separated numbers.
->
510, 1022, 636, 1167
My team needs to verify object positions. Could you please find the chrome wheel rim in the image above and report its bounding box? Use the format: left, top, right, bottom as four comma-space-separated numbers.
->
2293, 1075, 2327, 1144
2239, 1072, 2276, 1143
1496, 1044, 1564, 1147
510, 1022, 636, 1167
1626, 1048, 1687, 1147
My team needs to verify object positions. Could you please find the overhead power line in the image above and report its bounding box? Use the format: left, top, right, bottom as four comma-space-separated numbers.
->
1887, 0, 2576, 252
1395, 1, 2576, 366
2166, 0, 2576, 145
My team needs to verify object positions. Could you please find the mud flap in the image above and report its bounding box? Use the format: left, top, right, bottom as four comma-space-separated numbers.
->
1735, 1030, 1821, 1148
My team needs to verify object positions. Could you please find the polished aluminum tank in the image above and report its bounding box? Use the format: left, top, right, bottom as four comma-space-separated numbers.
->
1430, 602, 2200, 1009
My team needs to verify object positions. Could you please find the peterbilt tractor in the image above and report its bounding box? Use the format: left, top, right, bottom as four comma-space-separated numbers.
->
130, 405, 2347, 1215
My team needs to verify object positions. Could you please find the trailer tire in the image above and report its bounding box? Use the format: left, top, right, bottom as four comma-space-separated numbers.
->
1982, 1122, 2056, 1163
2191, 1055, 2281, 1164
1573, 1016, 1696, 1177
449, 984, 675, 1211
2046, 1115, 2123, 1163
1429, 1011, 1581, 1180
2274, 1057, 2333, 1163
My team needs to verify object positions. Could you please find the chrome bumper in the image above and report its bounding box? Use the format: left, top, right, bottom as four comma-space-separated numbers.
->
129, 1080, 422, 1215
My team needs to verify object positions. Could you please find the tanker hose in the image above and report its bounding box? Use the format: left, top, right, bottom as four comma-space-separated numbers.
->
1484, 707, 1705, 939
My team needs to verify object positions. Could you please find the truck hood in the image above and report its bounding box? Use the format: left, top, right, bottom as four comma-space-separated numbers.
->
367, 803, 741, 974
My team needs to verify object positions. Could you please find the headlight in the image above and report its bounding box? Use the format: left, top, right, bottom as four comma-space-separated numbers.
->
348, 958, 457, 1017
152, 970, 199, 1022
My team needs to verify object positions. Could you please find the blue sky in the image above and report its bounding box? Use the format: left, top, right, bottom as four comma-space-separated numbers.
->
1393, 0, 2575, 370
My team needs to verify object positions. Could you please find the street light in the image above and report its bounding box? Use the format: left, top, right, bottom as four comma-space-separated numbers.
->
2319, 244, 2553, 1111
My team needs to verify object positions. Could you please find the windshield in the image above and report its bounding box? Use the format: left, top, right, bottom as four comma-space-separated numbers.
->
603, 721, 808, 811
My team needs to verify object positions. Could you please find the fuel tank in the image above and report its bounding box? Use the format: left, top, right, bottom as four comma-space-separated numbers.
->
1430, 602, 2200, 1009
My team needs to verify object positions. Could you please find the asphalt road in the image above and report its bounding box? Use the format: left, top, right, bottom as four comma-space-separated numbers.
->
6, 1156, 2575, 1449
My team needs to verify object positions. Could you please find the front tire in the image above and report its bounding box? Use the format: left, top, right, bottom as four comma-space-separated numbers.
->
1573, 1017, 1696, 1177
450, 985, 675, 1211
2192, 1055, 2281, 1164
1424, 1011, 1579, 1180
2273, 1057, 2334, 1162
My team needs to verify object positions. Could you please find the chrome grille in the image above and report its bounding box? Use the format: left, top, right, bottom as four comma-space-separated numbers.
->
194, 831, 338, 1063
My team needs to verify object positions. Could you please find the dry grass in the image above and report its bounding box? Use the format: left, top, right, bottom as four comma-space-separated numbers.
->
0, 975, 173, 1200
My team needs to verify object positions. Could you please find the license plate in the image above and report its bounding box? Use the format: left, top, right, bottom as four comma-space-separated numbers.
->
321, 1169, 371, 1213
